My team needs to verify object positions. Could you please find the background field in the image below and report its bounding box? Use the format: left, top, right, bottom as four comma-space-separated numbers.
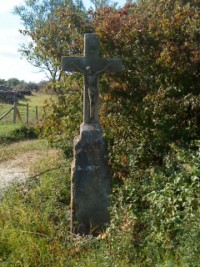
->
0, 93, 55, 141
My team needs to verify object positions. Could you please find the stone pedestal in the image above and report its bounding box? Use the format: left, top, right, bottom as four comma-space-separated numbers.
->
71, 123, 110, 235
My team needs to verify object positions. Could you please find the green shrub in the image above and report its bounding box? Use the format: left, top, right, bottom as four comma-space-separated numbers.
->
110, 144, 200, 266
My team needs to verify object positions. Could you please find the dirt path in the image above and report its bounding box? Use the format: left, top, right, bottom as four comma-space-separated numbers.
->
0, 140, 57, 191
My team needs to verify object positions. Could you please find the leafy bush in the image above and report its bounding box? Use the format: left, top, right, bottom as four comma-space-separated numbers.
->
39, 87, 82, 157
95, 0, 200, 167
110, 144, 200, 266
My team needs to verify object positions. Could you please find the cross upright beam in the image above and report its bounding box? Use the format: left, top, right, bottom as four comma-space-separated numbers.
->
62, 33, 122, 124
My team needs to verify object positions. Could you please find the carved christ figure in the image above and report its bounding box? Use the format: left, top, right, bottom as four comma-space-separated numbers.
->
72, 62, 112, 121
85, 66, 98, 120
62, 34, 122, 124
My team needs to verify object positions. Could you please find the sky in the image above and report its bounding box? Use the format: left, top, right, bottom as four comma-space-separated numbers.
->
0, 0, 126, 83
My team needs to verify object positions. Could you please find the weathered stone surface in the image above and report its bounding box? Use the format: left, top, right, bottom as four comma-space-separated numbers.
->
71, 123, 110, 235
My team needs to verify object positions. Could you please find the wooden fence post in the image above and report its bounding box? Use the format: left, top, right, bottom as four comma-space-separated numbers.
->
36, 106, 38, 121
26, 103, 29, 125
13, 102, 17, 124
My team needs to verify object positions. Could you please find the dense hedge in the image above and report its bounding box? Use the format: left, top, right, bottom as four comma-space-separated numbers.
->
30, 0, 200, 265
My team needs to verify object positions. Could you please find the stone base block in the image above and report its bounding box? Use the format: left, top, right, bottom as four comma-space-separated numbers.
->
71, 123, 110, 235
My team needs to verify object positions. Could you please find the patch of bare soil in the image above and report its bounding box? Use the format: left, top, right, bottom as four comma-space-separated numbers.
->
0, 148, 57, 191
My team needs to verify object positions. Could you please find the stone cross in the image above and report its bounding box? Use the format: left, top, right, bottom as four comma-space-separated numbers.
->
62, 33, 122, 235
62, 33, 122, 124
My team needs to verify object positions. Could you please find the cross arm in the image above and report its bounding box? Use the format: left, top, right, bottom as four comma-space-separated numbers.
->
62, 56, 85, 73
99, 58, 122, 74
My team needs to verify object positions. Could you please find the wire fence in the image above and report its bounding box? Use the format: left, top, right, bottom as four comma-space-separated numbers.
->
0, 102, 41, 125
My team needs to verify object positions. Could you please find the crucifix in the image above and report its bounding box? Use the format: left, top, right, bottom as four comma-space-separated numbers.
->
62, 33, 122, 235
62, 33, 122, 124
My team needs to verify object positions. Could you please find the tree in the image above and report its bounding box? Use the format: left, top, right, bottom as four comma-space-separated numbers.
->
94, 0, 200, 169
13, 0, 88, 81
93, 2, 200, 262
7, 78, 22, 87
0, 79, 6, 86
15, 0, 199, 167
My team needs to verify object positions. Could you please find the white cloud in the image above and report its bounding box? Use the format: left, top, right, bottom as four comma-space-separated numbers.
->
0, 28, 22, 41
0, 56, 46, 82
0, 51, 19, 59
0, 0, 25, 13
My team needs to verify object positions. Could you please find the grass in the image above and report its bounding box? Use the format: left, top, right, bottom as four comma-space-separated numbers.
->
0, 144, 71, 266
0, 153, 133, 266
0, 169, 186, 266
0, 138, 132, 266
19, 92, 55, 107
0, 92, 55, 144
0, 124, 22, 137
0, 139, 47, 163
16, 92, 56, 125
0, 141, 190, 266
0, 103, 12, 114
0, 92, 198, 266
0, 103, 13, 124
0, 125, 38, 145
0, 92, 55, 125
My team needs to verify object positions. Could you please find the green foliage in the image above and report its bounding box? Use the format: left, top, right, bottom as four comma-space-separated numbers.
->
0, 79, 6, 86
14, 0, 90, 81
95, 0, 200, 167
96, 1, 200, 265
0, 78, 28, 88
0, 142, 199, 266
0, 139, 47, 163
10, 0, 200, 265
39, 82, 82, 157
110, 144, 200, 266
6, 78, 21, 87
0, 93, 53, 144
12, 125, 38, 139
0, 124, 22, 143
0, 146, 71, 266
0, 125, 38, 144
